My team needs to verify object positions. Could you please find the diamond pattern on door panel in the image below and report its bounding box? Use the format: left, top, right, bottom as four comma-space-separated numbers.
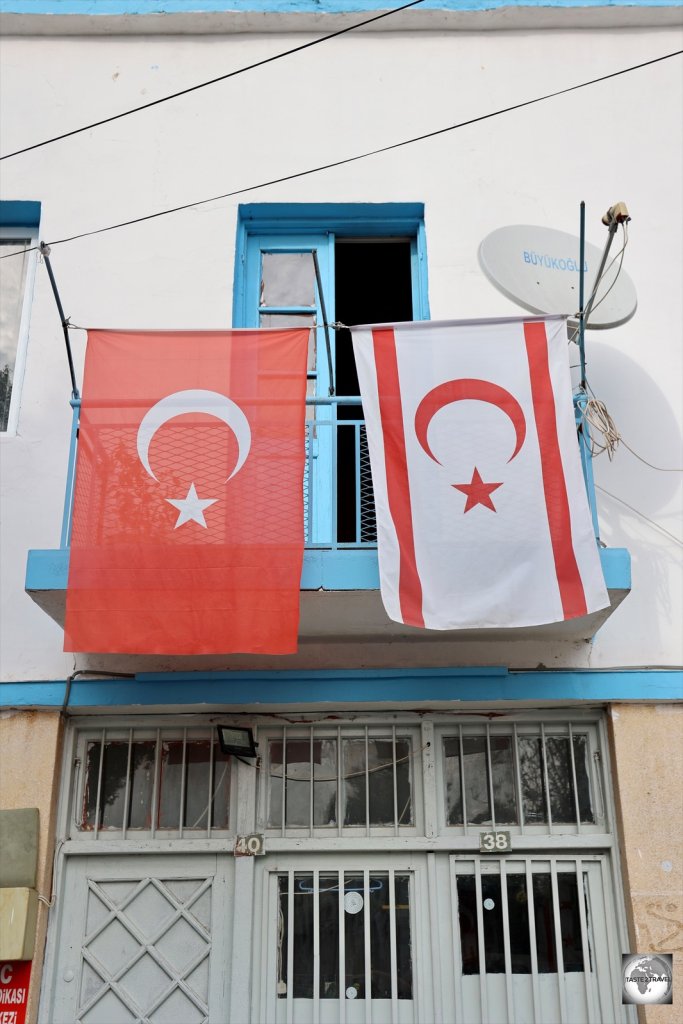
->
76, 876, 213, 1024
149, 988, 206, 1024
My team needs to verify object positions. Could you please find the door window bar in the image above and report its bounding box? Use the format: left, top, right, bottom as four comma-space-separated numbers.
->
276, 870, 413, 1010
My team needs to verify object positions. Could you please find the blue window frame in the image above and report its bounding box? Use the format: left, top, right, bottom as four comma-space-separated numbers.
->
0, 201, 40, 434
233, 203, 429, 556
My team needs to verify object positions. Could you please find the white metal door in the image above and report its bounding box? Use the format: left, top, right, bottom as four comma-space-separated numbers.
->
254, 856, 425, 1024
46, 854, 231, 1024
450, 856, 628, 1024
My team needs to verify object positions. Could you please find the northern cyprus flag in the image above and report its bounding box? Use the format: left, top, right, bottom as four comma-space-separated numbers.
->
351, 316, 608, 630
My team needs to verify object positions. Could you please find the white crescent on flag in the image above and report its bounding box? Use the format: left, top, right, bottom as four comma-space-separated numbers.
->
351, 316, 609, 630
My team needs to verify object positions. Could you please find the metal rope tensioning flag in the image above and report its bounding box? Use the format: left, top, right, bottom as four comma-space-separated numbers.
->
351, 316, 609, 629
65, 328, 309, 655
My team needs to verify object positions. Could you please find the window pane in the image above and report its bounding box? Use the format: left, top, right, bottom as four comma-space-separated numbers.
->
210, 744, 231, 829
482, 875, 505, 973
546, 737, 576, 823
277, 875, 289, 998
177, 740, 231, 830
128, 741, 155, 828
519, 737, 547, 824
458, 873, 535, 976
395, 874, 413, 998
491, 736, 518, 824
82, 741, 130, 829
369, 873, 391, 997
319, 874, 340, 998
314, 739, 337, 826
158, 741, 183, 828
507, 874, 532, 973
368, 739, 412, 826
294, 874, 314, 997
261, 252, 315, 306
444, 737, 463, 825
532, 873, 557, 972
457, 875, 479, 975
343, 738, 366, 826
573, 735, 595, 823
394, 739, 413, 826
183, 741, 212, 828
268, 739, 336, 828
558, 873, 586, 972
82, 741, 100, 828
463, 736, 491, 825
0, 239, 29, 432
159, 738, 230, 830
276, 873, 315, 999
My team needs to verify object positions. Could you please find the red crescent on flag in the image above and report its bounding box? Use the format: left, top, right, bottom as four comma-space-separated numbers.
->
414, 378, 527, 465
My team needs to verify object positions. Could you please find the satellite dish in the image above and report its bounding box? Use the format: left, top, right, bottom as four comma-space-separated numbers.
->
478, 224, 637, 329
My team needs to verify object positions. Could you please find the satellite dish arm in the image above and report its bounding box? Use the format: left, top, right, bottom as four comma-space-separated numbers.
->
584, 202, 631, 326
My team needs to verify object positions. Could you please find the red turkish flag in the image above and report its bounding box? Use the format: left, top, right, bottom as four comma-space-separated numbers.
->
64, 329, 309, 654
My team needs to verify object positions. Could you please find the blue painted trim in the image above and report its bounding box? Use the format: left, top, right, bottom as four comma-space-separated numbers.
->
0, 201, 41, 227
25, 545, 630, 592
2, 669, 681, 709
238, 203, 426, 234
1, 2, 677, 15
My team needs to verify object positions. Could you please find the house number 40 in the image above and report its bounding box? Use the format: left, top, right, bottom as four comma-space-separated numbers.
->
479, 830, 512, 853
234, 833, 265, 856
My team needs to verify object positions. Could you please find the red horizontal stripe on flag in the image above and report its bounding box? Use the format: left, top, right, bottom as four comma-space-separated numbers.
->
372, 328, 424, 627
524, 321, 588, 619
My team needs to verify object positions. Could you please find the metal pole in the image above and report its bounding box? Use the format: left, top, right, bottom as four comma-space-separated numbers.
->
311, 249, 335, 396
578, 201, 586, 390
39, 242, 80, 400
583, 220, 619, 326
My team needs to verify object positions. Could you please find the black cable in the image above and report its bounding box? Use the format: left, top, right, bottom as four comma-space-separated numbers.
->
1, 48, 680, 259
0, 0, 427, 162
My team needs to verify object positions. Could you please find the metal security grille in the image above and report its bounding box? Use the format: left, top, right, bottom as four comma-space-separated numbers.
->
75, 727, 231, 839
275, 869, 413, 1023
451, 856, 617, 1024
440, 721, 603, 835
261, 725, 419, 837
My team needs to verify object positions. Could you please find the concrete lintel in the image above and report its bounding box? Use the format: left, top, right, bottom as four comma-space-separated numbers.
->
1, 5, 682, 36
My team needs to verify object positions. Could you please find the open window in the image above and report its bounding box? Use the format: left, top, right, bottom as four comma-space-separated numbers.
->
233, 204, 429, 548
0, 202, 40, 433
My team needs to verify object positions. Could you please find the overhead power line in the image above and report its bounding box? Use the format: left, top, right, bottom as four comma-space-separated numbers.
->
1, 48, 680, 259
0, 0, 427, 161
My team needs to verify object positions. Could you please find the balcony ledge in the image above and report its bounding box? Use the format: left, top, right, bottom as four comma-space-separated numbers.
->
25, 546, 630, 644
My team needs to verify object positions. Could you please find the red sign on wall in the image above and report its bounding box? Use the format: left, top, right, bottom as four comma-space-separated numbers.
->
0, 961, 31, 1024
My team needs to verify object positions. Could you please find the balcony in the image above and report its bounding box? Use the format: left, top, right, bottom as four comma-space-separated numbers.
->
25, 396, 630, 644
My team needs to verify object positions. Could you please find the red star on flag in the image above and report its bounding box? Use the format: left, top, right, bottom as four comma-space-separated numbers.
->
453, 467, 503, 513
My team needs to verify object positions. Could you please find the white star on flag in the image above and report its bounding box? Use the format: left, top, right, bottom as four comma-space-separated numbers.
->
166, 483, 217, 529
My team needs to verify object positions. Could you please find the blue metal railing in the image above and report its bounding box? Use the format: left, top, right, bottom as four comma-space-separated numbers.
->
59, 394, 600, 550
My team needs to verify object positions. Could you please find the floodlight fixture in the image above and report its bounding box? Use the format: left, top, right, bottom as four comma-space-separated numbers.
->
216, 725, 257, 758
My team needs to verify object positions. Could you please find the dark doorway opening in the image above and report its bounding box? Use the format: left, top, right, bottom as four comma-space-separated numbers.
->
334, 240, 414, 543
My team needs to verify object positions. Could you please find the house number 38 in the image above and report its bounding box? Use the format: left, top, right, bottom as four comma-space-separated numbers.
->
479, 830, 512, 853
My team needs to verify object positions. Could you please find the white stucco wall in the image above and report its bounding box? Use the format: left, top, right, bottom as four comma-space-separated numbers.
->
0, 19, 681, 680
